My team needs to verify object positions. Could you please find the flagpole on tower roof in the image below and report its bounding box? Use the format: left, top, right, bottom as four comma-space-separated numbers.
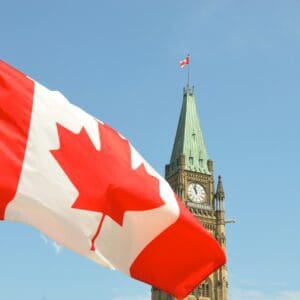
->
179, 54, 191, 88
187, 54, 190, 88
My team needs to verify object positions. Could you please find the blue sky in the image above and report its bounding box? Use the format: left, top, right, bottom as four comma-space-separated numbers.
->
1, 1, 300, 299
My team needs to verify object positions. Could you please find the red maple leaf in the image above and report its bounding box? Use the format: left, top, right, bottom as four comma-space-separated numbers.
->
51, 122, 164, 251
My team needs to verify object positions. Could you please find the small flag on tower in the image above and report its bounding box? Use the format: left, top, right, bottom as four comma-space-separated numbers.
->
179, 55, 190, 69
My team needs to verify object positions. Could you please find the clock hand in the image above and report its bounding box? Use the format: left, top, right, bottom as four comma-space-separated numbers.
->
193, 185, 197, 194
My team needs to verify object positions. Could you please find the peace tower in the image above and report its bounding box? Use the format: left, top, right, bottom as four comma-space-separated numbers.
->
151, 86, 228, 300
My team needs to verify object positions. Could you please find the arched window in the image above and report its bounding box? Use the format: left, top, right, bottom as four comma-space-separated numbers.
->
194, 279, 212, 298
203, 282, 209, 297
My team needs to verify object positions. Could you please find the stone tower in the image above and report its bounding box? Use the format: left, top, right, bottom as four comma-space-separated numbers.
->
151, 86, 228, 300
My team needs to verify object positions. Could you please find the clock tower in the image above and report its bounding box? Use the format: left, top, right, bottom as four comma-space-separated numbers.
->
151, 86, 228, 300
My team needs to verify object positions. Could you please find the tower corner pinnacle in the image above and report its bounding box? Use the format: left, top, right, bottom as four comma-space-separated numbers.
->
215, 175, 225, 211
216, 175, 225, 200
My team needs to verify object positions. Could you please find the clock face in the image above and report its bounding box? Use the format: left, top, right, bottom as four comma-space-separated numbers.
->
187, 183, 206, 203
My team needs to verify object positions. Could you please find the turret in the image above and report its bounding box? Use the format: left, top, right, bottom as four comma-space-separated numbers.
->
214, 176, 228, 300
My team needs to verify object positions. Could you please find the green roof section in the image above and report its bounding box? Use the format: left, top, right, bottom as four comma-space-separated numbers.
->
169, 86, 211, 176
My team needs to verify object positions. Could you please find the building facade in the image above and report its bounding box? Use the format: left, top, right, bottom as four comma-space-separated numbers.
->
152, 87, 228, 300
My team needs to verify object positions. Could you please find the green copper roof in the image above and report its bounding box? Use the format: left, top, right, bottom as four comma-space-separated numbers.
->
169, 87, 210, 175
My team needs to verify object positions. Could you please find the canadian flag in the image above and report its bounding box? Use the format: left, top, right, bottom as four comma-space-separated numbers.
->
0, 60, 225, 298
179, 55, 190, 69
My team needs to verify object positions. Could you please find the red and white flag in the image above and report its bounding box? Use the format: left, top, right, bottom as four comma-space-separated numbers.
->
0, 60, 225, 298
179, 55, 190, 69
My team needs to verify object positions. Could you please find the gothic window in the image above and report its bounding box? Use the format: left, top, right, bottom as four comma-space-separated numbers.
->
199, 158, 203, 167
189, 156, 194, 165
194, 280, 211, 298
203, 282, 209, 297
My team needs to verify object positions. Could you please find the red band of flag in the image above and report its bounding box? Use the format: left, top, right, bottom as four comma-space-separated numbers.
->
0, 61, 34, 219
